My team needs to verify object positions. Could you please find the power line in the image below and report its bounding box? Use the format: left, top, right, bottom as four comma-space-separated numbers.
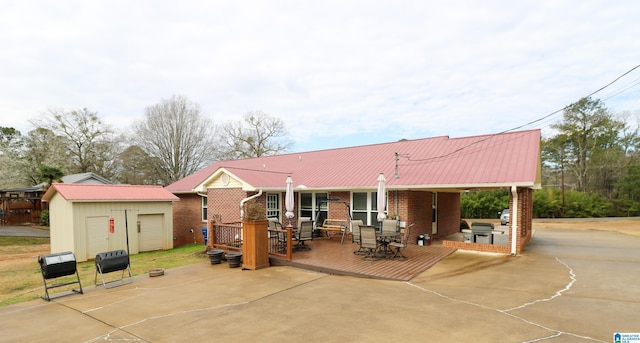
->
404, 64, 640, 164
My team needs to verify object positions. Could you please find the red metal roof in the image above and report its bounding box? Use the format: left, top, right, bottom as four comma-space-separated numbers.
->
165, 129, 541, 192
43, 184, 180, 202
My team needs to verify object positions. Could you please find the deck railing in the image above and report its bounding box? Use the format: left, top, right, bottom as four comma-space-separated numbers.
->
210, 222, 243, 252
210, 221, 293, 260
268, 227, 293, 260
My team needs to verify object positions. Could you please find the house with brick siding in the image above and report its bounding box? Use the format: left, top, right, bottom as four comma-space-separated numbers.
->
166, 129, 541, 255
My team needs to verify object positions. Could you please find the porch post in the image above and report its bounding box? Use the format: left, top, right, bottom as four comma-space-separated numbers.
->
510, 186, 518, 256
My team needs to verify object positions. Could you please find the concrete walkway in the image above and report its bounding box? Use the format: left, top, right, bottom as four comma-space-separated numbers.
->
1, 227, 638, 342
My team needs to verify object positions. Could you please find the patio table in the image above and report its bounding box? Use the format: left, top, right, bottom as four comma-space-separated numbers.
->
375, 232, 399, 258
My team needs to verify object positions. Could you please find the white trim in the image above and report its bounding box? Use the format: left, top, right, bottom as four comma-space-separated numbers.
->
511, 185, 518, 256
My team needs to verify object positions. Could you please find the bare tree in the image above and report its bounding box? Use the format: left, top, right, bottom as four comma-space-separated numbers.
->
29, 108, 121, 177
0, 127, 25, 187
219, 110, 292, 159
131, 95, 218, 184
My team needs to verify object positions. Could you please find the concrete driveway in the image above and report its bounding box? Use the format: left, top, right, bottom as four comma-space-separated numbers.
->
0, 225, 49, 237
1, 227, 637, 342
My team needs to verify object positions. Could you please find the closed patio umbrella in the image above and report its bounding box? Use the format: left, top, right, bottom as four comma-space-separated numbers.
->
285, 176, 295, 225
377, 173, 386, 222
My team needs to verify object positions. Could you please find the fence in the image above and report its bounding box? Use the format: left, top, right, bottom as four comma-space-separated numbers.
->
210, 221, 293, 260
0, 210, 42, 225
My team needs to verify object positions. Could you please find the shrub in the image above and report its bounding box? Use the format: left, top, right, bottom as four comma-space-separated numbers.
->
40, 210, 50, 226
243, 200, 266, 220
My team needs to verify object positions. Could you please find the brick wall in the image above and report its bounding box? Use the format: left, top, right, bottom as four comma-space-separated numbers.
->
172, 193, 205, 247
515, 187, 533, 253
442, 240, 512, 254
209, 188, 248, 224
403, 191, 430, 243
387, 191, 459, 244
327, 191, 350, 219
437, 192, 461, 238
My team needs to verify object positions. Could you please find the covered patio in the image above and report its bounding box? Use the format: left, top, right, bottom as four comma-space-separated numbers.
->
269, 238, 457, 281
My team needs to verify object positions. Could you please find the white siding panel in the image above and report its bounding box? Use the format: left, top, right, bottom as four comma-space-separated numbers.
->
49, 194, 75, 255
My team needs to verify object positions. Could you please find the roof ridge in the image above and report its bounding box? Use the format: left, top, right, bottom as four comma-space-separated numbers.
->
445, 128, 541, 141
54, 183, 163, 188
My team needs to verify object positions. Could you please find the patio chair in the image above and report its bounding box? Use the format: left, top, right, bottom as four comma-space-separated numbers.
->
350, 220, 366, 255
268, 218, 286, 252
381, 219, 399, 238
297, 216, 311, 229
294, 220, 313, 251
359, 225, 380, 260
389, 223, 414, 259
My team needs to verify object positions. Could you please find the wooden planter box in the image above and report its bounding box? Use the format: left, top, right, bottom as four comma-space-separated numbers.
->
242, 219, 270, 270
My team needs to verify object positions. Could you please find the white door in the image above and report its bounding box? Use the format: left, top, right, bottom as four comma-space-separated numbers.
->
87, 216, 109, 258
138, 214, 164, 252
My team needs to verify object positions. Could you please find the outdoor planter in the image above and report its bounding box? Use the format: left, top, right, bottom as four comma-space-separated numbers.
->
242, 219, 270, 270
149, 268, 165, 277
206, 249, 224, 264
225, 252, 243, 268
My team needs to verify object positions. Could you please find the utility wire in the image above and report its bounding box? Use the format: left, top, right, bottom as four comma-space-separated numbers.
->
405, 64, 640, 163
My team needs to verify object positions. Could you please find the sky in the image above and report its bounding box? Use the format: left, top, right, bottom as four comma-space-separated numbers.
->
1, 1, 639, 153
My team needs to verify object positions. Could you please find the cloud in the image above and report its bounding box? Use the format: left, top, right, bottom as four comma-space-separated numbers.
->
1, 1, 639, 152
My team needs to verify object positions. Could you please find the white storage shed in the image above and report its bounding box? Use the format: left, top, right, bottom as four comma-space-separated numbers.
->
42, 183, 179, 262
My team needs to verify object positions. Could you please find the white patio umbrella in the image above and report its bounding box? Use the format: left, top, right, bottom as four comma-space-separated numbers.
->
285, 176, 295, 225
376, 173, 387, 222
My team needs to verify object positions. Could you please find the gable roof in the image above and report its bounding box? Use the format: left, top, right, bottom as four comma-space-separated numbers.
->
42, 183, 180, 202
61, 172, 115, 185
165, 129, 541, 193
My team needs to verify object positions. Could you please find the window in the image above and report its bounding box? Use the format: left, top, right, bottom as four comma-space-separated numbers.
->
300, 192, 328, 226
201, 196, 207, 222
266, 193, 280, 221
351, 191, 384, 226
352, 192, 368, 224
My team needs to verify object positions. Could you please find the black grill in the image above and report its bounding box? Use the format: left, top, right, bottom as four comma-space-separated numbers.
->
38, 251, 83, 301
471, 222, 494, 244
95, 250, 132, 288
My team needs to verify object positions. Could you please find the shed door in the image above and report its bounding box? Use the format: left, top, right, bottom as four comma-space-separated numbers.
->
138, 214, 164, 252
87, 216, 109, 258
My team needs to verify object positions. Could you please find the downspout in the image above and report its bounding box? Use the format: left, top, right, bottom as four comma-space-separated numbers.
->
240, 190, 263, 220
395, 190, 399, 217
510, 185, 518, 256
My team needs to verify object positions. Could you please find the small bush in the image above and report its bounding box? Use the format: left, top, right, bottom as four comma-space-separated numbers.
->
40, 210, 50, 226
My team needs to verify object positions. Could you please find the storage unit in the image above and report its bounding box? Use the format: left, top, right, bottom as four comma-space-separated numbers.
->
42, 184, 179, 262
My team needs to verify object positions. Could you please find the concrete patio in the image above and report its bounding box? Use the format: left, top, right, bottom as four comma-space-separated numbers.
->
1, 227, 637, 342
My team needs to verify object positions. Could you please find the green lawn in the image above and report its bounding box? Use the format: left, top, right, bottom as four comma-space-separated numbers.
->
0, 236, 209, 306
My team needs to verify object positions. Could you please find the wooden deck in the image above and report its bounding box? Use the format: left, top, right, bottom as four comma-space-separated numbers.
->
270, 238, 457, 281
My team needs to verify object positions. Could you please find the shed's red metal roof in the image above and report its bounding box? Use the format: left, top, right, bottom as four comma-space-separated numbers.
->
43, 184, 180, 202
165, 129, 541, 192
